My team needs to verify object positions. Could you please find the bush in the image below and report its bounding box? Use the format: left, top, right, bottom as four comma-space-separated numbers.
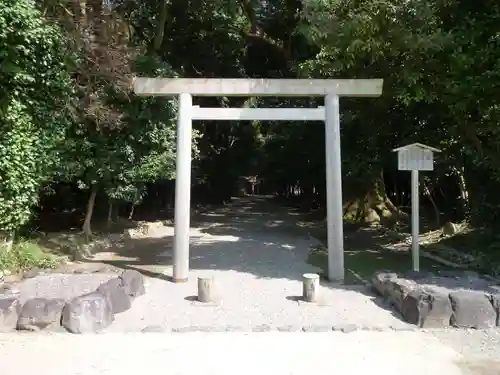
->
0, 241, 59, 272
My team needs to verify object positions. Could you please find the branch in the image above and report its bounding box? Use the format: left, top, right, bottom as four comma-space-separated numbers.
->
237, 0, 290, 60
237, 0, 258, 33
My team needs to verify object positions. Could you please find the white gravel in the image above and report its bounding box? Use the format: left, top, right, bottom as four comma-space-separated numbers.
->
429, 329, 500, 374
2, 197, 500, 374
431, 328, 500, 359
103, 228, 410, 331
46, 196, 405, 332
3, 196, 410, 332
0, 331, 468, 375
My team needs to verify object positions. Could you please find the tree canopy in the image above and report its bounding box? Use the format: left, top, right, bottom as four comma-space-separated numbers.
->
1, 0, 499, 246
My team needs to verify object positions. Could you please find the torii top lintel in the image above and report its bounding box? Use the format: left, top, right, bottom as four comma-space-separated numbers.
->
133, 78, 384, 97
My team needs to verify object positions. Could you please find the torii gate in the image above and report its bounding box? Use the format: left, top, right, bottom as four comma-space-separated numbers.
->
133, 78, 384, 283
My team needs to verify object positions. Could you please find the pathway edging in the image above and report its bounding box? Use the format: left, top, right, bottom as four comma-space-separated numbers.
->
0, 270, 145, 333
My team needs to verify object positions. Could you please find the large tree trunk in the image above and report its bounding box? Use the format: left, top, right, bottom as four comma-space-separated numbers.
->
343, 171, 402, 225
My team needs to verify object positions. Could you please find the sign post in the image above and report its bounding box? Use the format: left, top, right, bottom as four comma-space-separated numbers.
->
410, 169, 420, 271
392, 143, 441, 272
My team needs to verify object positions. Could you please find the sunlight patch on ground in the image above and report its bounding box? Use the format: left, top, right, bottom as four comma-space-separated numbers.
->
261, 241, 296, 250
92, 252, 138, 261
264, 220, 285, 227
195, 235, 241, 243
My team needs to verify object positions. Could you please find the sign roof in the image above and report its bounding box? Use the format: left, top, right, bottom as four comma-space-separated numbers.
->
392, 143, 441, 153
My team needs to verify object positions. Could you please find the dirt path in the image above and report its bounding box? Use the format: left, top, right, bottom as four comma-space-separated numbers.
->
87, 195, 320, 278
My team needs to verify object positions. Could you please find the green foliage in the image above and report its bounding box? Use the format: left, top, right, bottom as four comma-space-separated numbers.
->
0, 0, 73, 232
0, 240, 59, 272
299, 0, 500, 222
0, 101, 39, 231
0, 0, 73, 109
60, 54, 184, 209
2, 0, 500, 253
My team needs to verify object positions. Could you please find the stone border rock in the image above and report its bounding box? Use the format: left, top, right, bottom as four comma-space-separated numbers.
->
371, 270, 500, 329
0, 269, 145, 333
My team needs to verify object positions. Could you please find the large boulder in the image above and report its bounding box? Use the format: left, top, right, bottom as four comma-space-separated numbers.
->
119, 270, 145, 298
371, 271, 398, 297
0, 298, 21, 332
61, 292, 114, 333
17, 298, 65, 331
97, 277, 131, 314
402, 289, 452, 328
386, 278, 420, 313
449, 291, 496, 329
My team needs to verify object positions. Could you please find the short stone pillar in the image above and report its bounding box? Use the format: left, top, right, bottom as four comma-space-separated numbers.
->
302, 273, 320, 302
197, 276, 215, 303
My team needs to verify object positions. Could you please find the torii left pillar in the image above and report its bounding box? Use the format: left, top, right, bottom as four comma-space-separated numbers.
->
173, 92, 193, 282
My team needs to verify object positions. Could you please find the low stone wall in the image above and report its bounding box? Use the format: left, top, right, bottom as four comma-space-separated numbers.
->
372, 270, 500, 329
0, 270, 145, 333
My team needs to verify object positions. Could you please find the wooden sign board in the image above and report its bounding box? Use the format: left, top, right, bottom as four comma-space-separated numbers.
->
398, 148, 434, 171
393, 143, 440, 171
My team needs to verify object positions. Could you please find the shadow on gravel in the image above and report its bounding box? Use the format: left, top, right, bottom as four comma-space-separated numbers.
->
78, 196, 418, 321
85, 233, 320, 284
84, 196, 497, 297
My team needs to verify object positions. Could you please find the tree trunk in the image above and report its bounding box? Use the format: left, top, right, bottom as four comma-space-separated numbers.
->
129, 189, 141, 220
128, 203, 136, 220
82, 185, 98, 238
453, 166, 470, 216
423, 179, 440, 227
0, 231, 14, 253
154, 0, 169, 51
106, 199, 114, 228
343, 170, 403, 226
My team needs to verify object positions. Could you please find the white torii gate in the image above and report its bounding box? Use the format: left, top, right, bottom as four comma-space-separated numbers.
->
133, 78, 384, 283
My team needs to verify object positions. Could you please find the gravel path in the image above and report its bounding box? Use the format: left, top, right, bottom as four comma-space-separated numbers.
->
90, 196, 410, 331
429, 329, 500, 374
431, 329, 500, 359
2, 197, 500, 374
0, 331, 467, 375
106, 273, 408, 332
